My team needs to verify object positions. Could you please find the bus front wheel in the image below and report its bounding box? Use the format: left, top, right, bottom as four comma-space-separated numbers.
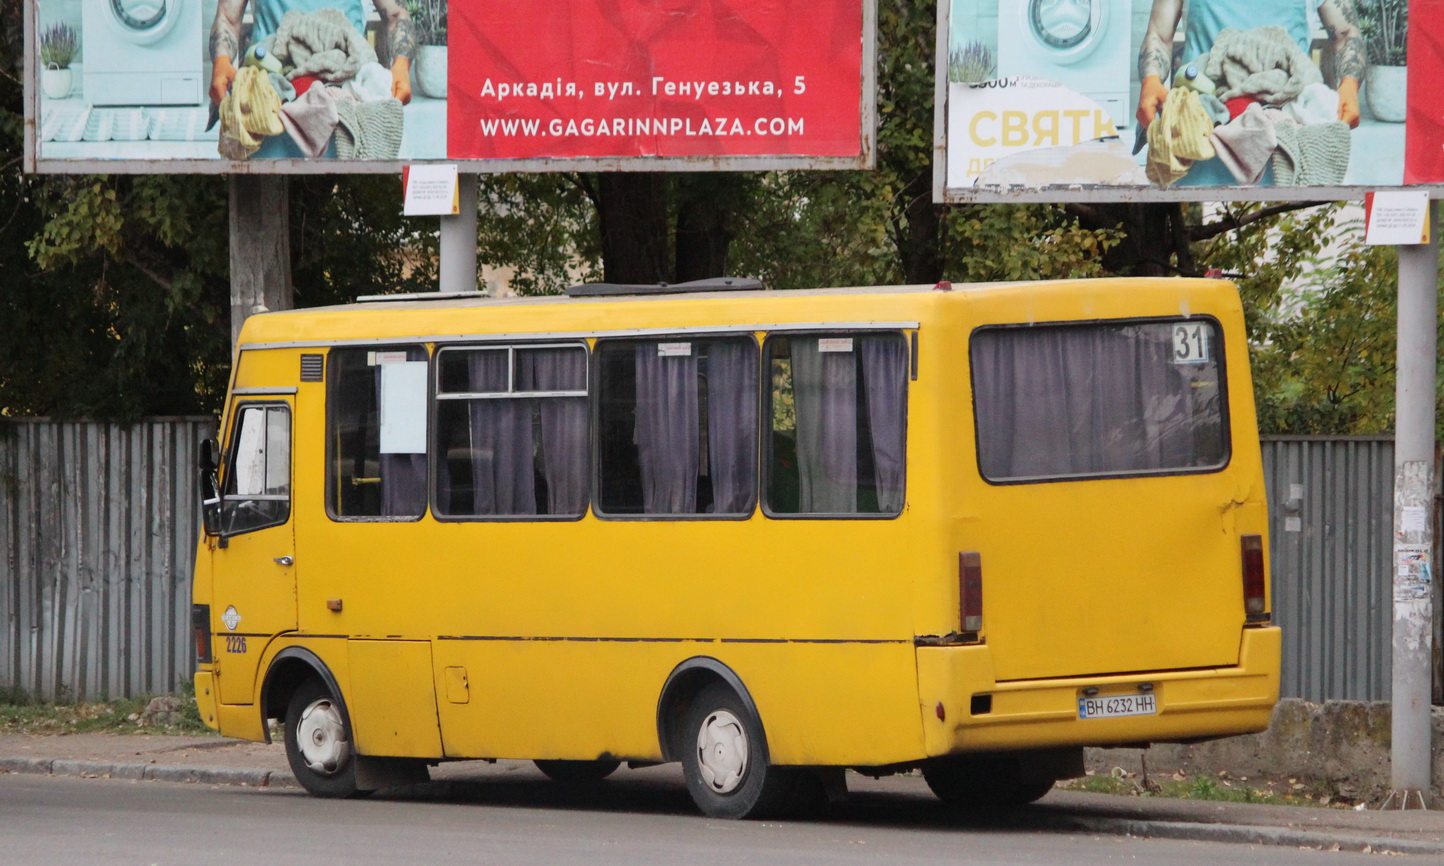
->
680, 683, 797, 819
284, 678, 361, 798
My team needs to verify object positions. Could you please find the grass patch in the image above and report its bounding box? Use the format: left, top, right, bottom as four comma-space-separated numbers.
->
1061, 768, 1356, 809
0, 682, 213, 736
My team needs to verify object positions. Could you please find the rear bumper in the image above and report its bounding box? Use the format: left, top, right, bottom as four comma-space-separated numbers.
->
916, 626, 1280, 756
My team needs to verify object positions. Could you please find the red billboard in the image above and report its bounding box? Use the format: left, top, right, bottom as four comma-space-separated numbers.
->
1407, 0, 1444, 183
448, 0, 864, 160
26, 0, 871, 173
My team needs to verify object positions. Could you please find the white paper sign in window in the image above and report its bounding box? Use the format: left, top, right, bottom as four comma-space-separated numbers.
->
379, 361, 428, 454
818, 337, 854, 353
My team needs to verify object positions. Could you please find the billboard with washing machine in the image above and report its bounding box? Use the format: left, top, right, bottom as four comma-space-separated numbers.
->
26, 0, 874, 173
936, 0, 1444, 201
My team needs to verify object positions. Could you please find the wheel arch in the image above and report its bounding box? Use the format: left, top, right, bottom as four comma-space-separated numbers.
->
655, 657, 764, 763
260, 646, 350, 746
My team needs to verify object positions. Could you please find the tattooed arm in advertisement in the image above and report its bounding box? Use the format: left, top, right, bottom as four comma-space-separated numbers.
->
208, 0, 246, 105
374, 0, 415, 105
1319, 0, 1364, 127
1135, 0, 1183, 128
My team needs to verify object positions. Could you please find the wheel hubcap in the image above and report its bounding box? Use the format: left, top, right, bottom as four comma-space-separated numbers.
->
296, 698, 349, 776
696, 709, 748, 794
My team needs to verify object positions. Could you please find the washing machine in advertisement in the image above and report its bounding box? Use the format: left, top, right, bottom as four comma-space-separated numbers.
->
82, 0, 204, 106
997, 0, 1131, 129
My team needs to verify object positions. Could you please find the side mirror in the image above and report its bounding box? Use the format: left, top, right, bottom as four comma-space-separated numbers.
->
200, 469, 222, 537
199, 438, 220, 473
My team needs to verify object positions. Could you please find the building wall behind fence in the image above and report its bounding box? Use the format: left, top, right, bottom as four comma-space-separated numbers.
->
0, 423, 1408, 703
0, 418, 214, 700
1263, 436, 1396, 703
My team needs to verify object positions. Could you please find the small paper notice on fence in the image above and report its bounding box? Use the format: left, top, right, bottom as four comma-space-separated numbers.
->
1394, 544, 1432, 601
1285, 517, 1302, 533
818, 338, 854, 353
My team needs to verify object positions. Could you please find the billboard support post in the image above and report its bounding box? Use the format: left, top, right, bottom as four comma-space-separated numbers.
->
439, 173, 479, 294
228, 175, 293, 347
1385, 201, 1439, 810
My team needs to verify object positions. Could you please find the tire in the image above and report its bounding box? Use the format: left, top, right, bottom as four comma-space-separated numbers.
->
534, 759, 621, 783
922, 756, 1053, 808
680, 683, 797, 819
284, 678, 361, 798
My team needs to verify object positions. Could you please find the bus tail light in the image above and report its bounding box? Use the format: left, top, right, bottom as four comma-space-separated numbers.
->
959, 552, 983, 633
1241, 535, 1269, 624
193, 604, 213, 664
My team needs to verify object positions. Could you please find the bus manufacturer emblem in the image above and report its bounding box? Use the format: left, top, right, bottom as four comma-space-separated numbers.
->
222, 605, 242, 632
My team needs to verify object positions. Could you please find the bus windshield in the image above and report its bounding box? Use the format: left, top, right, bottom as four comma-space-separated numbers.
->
971, 318, 1228, 483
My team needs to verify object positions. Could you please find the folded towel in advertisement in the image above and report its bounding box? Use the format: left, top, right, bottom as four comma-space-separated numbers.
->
1202, 26, 1322, 106
269, 9, 378, 84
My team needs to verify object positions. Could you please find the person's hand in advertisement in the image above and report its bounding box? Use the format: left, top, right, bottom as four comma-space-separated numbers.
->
390, 57, 412, 105
210, 55, 238, 105
1337, 77, 1360, 128
1137, 76, 1170, 128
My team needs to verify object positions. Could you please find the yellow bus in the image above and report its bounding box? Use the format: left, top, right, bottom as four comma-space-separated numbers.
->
191, 278, 1278, 818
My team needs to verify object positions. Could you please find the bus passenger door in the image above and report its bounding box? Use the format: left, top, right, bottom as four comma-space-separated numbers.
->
210, 399, 298, 706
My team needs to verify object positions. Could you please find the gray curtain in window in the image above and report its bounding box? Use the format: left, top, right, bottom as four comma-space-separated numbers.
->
792, 338, 857, 513
973, 326, 1200, 479
380, 454, 426, 516
517, 349, 588, 515
705, 340, 757, 514
635, 345, 699, 513
861, 338, 906, 513
469, 352, 536, 515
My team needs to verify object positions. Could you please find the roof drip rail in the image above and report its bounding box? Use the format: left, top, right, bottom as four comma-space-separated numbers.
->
564, 277, 764, 298
354, 291, 491, 303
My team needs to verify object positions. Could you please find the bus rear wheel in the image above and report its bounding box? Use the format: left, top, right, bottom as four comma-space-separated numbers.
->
284, 678, 361, 798
921, 756, 1054, 808
534, 759, 621, 783
680, 683, 798, 819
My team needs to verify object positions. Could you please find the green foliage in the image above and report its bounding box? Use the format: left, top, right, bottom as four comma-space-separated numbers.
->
475, 175, 604, 295
1196, 202, 1434, 437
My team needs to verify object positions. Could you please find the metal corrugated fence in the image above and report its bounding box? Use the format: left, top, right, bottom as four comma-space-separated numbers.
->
1262, 436, 1395, 703
0, 422, 1408, 702
0, 418, 214, 700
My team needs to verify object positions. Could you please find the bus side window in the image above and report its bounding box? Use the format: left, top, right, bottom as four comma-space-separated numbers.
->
326, 346, 429, 520
765, 333, 907, 517
595, 337, 758, 517
433, 344, 589, 518
222, 404, 291, 535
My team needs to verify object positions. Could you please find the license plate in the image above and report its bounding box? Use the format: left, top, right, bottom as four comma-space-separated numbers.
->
1078, 693, 1157, 719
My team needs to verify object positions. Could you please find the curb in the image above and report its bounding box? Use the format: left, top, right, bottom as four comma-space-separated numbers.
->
4, 756, 1443, 856
0, 755, 296, 789
1050, 814, 1444, 857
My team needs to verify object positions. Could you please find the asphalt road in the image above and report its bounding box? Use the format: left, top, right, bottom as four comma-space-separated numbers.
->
0, 770, 1382, 865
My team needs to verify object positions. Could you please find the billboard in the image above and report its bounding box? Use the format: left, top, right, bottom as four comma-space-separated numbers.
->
935, 0, 1444, 202
26, 0, 873, 173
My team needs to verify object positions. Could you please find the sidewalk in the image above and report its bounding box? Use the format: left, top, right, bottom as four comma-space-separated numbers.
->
3, 732, 1444, 856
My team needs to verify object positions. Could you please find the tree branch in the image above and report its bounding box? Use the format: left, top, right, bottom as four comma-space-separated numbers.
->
1190, 201, 1329, 242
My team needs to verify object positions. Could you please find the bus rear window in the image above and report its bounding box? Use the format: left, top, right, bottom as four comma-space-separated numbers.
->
971, 319, 1227, 482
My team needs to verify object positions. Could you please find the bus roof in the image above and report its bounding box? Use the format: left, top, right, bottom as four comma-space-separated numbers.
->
236, 279, 1239, 350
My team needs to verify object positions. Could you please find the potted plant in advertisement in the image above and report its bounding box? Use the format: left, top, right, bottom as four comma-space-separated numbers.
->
407, 0, 447, 99
1359, 0, 1407, 122
40, 23, 77, 100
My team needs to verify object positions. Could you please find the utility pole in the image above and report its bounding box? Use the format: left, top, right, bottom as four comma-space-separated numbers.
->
1384, 201, 1439, 810
229, 175, 293, 346
438, 173, 479, 294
